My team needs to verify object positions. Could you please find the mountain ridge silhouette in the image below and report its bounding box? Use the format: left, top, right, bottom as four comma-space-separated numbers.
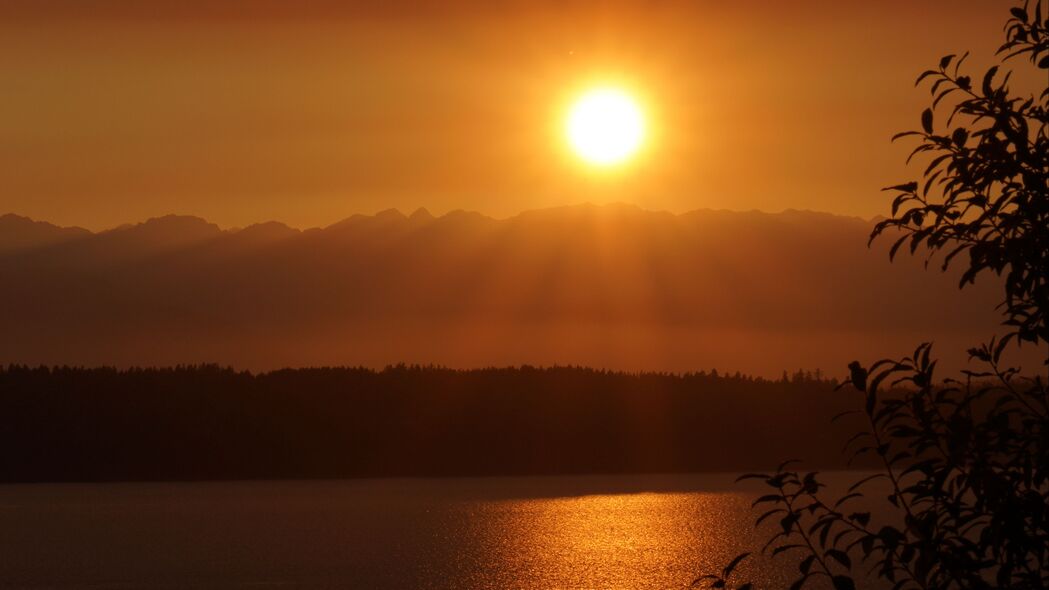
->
0, 202, 876, 243
0, 203, 1016, 376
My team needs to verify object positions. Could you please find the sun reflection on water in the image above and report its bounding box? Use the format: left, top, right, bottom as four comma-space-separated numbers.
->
454, 491, 788, 589
0, 477, 819, 589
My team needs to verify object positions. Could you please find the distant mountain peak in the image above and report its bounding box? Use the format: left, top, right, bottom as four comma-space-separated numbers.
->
104, 215, 223, 243
137, 214, 218, 230
0, 213, 91, 252
0, 213, 31, 224
0, 213, 88, 231
441, 209, 491, 224
324, 214, 368, 230
409, 208, 434, 221
236, 221, 299, 239
374, 208, 407, 221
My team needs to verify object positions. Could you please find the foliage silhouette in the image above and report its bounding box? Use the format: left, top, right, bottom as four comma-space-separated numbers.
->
698, 3, 1048, 589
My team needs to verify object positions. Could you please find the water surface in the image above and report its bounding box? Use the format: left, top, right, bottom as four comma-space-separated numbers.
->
0, 474, 865, 589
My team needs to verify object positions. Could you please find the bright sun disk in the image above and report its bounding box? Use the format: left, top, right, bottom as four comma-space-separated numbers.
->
566, 87, 645, 166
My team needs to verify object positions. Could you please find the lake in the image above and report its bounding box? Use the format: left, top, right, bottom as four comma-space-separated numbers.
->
0, 474, 882, 589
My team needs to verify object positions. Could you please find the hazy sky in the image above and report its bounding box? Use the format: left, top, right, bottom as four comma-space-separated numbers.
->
0, 1, 1026, 229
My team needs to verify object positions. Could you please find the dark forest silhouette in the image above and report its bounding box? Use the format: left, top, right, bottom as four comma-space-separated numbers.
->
0, 364, 868, 482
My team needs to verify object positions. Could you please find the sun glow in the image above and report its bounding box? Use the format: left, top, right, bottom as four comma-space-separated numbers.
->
566, 88, 645, 166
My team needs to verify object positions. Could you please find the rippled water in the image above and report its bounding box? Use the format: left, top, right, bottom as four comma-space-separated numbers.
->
0, 474, 873, 589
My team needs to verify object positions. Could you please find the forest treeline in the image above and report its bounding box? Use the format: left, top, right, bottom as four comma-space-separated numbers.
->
0, 364, 869, 482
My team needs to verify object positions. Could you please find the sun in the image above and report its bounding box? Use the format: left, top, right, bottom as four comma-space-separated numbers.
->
566, 87, 645, 166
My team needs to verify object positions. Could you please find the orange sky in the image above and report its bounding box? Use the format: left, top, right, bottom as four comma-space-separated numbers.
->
0, 1, 1027, 230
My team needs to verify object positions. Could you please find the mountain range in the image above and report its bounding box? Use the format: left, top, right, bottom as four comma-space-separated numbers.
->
0, 204, 1020, 376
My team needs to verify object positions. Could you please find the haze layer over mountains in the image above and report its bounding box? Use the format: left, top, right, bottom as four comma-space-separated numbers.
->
0, 204, 1011, 377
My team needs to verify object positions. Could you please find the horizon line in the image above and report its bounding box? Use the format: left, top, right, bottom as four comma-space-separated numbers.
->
2, 202, 881, 234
